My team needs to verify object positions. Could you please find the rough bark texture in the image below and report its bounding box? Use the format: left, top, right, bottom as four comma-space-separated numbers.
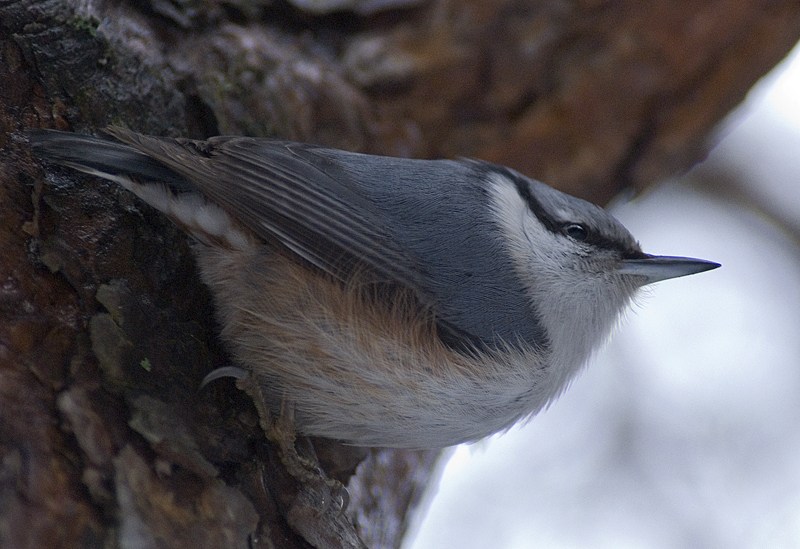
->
0, 1, 798, 548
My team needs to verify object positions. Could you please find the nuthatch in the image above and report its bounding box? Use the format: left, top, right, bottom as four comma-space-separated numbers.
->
29, 127, 719, 448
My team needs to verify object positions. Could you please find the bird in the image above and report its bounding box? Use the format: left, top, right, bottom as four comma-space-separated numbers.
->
28, 126, 720, 449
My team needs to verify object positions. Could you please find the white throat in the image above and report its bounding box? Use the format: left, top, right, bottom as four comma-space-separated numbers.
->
485, 172, 638, 389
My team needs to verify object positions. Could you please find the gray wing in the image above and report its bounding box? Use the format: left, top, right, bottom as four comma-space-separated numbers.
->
33, 127, 548, 351
106, 127, 427, 291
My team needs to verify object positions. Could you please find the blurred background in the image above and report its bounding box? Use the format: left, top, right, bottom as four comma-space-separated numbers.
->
408, 42, 800, 549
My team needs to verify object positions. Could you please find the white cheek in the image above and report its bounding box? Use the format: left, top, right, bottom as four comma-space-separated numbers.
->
486, 173, 565, 269
484, 172, 636, 386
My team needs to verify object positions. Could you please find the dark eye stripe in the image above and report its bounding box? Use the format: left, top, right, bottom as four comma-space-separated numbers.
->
498, 168, 641, 256
505, 169, 561, 233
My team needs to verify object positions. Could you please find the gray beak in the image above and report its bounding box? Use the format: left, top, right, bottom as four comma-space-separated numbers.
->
618, 255, 721, 285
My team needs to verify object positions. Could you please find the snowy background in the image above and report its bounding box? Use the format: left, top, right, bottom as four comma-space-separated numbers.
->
406, 43, 800, 549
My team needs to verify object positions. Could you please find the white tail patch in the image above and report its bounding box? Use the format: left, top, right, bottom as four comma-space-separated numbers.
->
78, 167, 253, 251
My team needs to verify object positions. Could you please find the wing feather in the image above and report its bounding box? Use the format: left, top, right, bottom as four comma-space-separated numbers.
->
107, 127, 422, 289
33, 127, 550, 351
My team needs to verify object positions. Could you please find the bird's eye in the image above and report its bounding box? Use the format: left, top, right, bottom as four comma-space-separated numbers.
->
564, 223, 588, 241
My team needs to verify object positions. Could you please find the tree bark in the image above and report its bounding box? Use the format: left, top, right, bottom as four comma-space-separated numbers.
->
1, 1, 798, 547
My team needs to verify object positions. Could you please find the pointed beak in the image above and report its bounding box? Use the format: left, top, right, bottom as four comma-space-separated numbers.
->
618, 255, 721, 285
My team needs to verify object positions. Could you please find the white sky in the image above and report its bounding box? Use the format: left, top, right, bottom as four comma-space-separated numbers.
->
407, 41, 800, 549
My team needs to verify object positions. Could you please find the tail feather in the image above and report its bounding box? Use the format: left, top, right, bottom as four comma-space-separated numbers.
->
27, 129, 190, 190
28, 128, 253, 251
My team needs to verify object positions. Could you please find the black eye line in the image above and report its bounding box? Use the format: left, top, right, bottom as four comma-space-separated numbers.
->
506, 169, 561, 233
501, 169, 640, 256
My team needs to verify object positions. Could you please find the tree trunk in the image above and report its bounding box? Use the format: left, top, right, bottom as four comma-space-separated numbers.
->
1, 1, 798, 547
